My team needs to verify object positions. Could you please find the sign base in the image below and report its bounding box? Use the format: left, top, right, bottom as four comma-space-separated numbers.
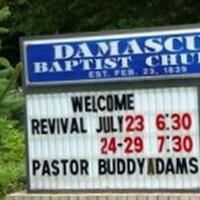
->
6, 191, 200, 200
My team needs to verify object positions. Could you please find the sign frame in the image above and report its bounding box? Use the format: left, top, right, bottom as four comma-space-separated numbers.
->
20, 24, 200, 193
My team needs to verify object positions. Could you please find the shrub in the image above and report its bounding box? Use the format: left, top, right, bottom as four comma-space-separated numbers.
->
0, 117, 25, 198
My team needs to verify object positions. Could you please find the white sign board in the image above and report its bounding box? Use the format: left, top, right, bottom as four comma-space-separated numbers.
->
26, 86, 199, 190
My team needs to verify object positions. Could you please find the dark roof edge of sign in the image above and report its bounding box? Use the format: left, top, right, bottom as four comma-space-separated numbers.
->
20, 23, 200, 42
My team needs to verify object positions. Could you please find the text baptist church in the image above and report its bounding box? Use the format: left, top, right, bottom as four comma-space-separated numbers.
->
32, 34, 200, 74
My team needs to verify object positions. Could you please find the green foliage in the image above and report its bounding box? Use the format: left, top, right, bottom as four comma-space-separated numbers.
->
0, 63, 22, 103
0, 90, 24, 198
0, 118, 24, 165
0, 5, 25, 200
0, 164, 25, 196
0, 6, 21, 104
0, 89, 24, 127
2, 0, 200, 36
0, 6, 10, 51
0, 6, 23, 123
0, 6, 10, 24
0, 118, 25, 197
0, 57, 14, 98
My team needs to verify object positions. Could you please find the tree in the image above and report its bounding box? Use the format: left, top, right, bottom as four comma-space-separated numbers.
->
0, 6, 25, 199
2, 0, 200, 36
0, 6, 22, 123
